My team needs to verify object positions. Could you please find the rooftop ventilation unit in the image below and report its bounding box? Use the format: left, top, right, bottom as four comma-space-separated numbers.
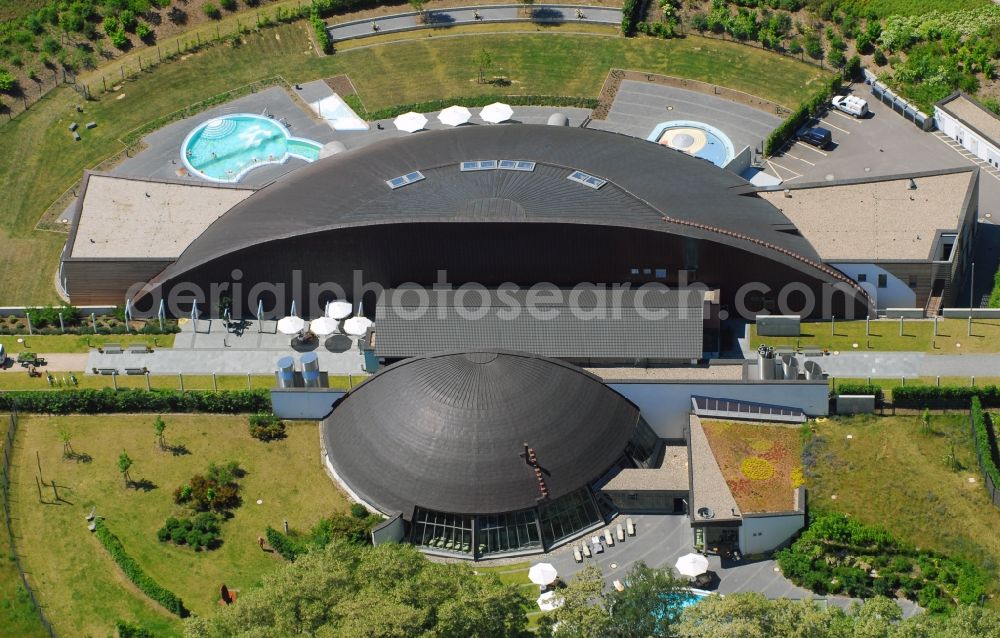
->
386, 171, 426, 189
567, 170, 607, 190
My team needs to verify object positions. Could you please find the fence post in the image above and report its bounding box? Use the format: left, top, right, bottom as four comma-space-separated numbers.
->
112, 372, 118, 391
145, 372, 151, 391
213, 373, 218, 392
179, 373, 185, 392
247, 373, 252, 391
26, 312, 32, 336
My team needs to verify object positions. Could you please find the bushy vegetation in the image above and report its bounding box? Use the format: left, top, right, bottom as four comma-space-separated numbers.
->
156, 512, 222, 550
777, 512, 987, 612
764, 73, 840, 155
892, 385, 1000, 409
621, 0, 644, 36
115, 620, 155, 638
1, 306, 179, 336
248, 413, 286, 441
0, 389, 270, 414
94, 519, 188, 617
266, 507, 383, 561
310, 9, 333, 54
173, 460, 243, 512
970, 396, 1000, 490
989, 264, 1000, 308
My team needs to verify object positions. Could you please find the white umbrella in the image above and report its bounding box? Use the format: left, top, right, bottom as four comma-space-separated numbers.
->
394, 111, 428, 133
528, 562, 559, 586
343, 316, 372, 336
309, 316, 340, 336
326, 301, 353, 320
674, 553, 710, 578
480, 102, 513, 124
437, 105, 472, 127
536, 590, 563, 611
277, 315, 306, 335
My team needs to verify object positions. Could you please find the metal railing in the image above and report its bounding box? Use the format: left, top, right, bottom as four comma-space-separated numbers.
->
1, 408, 57, 637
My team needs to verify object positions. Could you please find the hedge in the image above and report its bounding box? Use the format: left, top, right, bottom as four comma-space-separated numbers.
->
95, 520, 188, 617
0, 389, 270, 414
621, 0, 644, 36
361, 95, 600, 121
830, 383, 883, 406
266, 525, 304, 561
115, 620, 155, 638
892, 385, 1000, 409
310, 9, 333, 54
971, 396, 1000, 490
764, 74, 841, 156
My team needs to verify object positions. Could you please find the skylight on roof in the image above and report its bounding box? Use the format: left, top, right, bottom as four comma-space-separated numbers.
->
567, 170, 606, 190
386, 171, 426, 189
461, 160, 536, 172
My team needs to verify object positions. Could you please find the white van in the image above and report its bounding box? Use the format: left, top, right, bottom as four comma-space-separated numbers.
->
831, 95, 869, 118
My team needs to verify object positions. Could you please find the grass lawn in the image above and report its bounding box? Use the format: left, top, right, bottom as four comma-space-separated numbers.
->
0, 415, 50, 638
807, 414, 1000, 603
8, 414, 351, 636
0, 371, 364, 390
750, 318, 1000, 354
700, 419, 802, 513
0, 334, 177, 354
0, 23, 826, 304
473, 562, 546, 627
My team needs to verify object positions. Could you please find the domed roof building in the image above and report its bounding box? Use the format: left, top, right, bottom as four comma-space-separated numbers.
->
321, 350, 661, 559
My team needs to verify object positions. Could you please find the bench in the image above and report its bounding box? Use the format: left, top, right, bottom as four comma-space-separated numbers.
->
573, 547, 582, 563
73, 132, 81, 141
69, 122, 78, 131
604, 529, 614, 547
626, 517, 635, 536
616, 523, 625, 542
85, 121, 97, 129
102, 344, 123, 354
581, 542, 592, 558
97, 368, 118, 375
124, 367, 147, 375
127, 344, 150, 354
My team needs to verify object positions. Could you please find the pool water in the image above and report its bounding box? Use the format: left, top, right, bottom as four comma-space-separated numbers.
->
651, 590, 707, 625
181, 114, 323, 183
647, 120, 736, 167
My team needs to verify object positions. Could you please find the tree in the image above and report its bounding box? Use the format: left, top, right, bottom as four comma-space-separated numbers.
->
153, 415, 167, 450
409, 0, 425, 21
183, 541, 528, 637
477, 48, 493, 84
118, 450, 133, 488
59, 427, 73, 459
605, 562, 686, 637
536, 565, 611, 638
920, 408, 931, 434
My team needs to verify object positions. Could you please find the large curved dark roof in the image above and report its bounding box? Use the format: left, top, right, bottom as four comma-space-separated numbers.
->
149, 125, 857, 291
321, 350, 639, 516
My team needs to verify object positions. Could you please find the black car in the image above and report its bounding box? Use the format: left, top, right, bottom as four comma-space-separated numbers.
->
797, 126, 832, 149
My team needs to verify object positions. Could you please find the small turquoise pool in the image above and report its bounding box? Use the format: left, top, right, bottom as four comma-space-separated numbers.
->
181, 114, 323, 183
652, 590, 708, 625
648, 120, 735, 167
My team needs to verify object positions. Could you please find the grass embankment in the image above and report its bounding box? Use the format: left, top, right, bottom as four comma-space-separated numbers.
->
0, 372, 364, 390
807, 414, 1000, 604
0, 334, 177, 354
0, 415, 50, 638
0, 23, 826, 304
751, 319, 1000, 354
701, 419, 802, 513
9, 415, 350, 636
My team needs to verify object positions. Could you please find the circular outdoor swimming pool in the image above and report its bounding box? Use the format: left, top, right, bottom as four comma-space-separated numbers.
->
647, 120, 735, 167
181, 113, 323, 183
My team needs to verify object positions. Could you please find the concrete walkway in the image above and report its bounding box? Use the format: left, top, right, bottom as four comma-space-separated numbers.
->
329, 4, 621, 41
808, 351, 1000, 379
85, 321, 366, 375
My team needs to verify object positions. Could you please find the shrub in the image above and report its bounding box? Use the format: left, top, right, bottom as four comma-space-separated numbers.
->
350, 503, 369, 519
893, 385, 1000, 409
115, 620, 155, 638
0, 69, 16, 93
203, 3, 221, 19
971, 396, 1000, 489
95, 520, 187, 616
158, 513, 221, 550
620, 0, 642, 36
0, 389, 270, 414
136, 22, 152, 41
249, 413, 286, 441
110, 28, 129, 49
220, 0, 237, 10
310, 9, 332, 54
